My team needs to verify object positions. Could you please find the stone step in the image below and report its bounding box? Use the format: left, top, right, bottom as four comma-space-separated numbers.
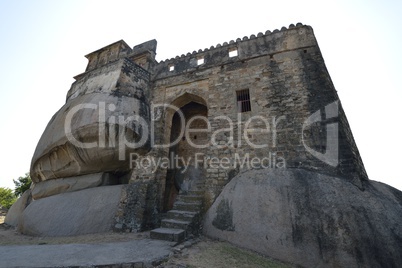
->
150, 227, 186, 242
161, 218, 191, 229
167, 210, 197, 221
185, 181, 205, 189
173, 201, 202, 212
187, 190, 205, 196
150, 182, 205, 244
177, 194, 203, 202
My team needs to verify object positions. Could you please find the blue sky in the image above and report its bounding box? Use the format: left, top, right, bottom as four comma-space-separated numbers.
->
0, 0, 401, 190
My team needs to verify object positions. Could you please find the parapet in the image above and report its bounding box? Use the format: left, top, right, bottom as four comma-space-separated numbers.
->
74, 23, 317, 82
132, 39, 157, 56
84, 40, 132, 73
153, 23, 316, 80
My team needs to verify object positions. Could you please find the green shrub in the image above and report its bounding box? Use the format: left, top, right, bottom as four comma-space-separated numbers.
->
13, 173, 32, 197
0, 187, 17, 209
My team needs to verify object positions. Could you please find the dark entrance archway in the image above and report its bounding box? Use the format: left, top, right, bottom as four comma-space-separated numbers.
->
163, 100, 208, 211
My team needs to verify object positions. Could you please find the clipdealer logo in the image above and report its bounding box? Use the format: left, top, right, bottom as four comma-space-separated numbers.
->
63, 100, 340, 170
302, 101, 339, 167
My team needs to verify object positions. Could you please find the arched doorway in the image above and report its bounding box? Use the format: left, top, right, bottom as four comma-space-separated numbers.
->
163, 97, 208, 211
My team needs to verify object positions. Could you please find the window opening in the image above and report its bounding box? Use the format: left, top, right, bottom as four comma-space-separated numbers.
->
229, 48, 238, 57
197, 57, 204, 65
236, 89, 251, 113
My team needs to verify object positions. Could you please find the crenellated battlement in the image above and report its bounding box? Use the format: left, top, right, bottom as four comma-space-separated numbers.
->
153, 23, 316, 80
75, 23, 317, 82
159, 23, 305, 63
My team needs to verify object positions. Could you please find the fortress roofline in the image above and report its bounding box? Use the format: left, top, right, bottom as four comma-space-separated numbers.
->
85, 39, 131, 58
158, 22, 305, 63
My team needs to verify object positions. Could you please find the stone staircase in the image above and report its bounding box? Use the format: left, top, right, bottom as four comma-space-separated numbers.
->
150, 180, 205, 243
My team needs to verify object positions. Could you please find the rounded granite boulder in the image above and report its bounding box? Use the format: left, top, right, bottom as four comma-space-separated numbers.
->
203, 168, 402, 267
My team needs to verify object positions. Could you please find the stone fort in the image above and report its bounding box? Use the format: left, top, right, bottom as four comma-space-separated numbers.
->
7, 23, 402, 267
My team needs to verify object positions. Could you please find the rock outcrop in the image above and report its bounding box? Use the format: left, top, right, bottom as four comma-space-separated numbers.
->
6, 40, 157, 236
31, 172, 116, 200
18, 185, 124, 236
4, 190, 32, 226
203, 168, 402, 267
30, 56, 151, 184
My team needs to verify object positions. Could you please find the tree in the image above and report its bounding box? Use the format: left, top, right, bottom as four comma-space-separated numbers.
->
0, 187, 16, 209
13, 173, 32, 197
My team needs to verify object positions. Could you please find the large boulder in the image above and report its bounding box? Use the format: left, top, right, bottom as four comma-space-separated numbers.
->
31, 172, 116, 200
203, 168, 402, 267
30, 92, 149, 183
4, 189, 32, 227
19, 185, 124, 236
30, 58, 151, 183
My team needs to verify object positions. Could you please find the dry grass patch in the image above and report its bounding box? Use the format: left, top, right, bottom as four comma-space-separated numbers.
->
160, 238, 290, 268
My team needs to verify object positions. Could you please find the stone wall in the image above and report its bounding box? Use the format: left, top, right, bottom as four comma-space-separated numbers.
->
113, 181, 160, 232
148, 23, 368, 206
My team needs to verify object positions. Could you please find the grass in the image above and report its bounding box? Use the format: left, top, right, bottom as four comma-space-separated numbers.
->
169, 239, 291, 268
218, 242, 289, 268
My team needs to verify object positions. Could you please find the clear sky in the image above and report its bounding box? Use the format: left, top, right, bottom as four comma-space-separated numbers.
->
0, 0, 401, 191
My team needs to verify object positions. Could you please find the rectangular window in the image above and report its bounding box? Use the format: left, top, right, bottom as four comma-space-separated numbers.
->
197, 57, 204, 65
168, 64, 174, 71
229, 48, 238, 57
236, 89, 251, 113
